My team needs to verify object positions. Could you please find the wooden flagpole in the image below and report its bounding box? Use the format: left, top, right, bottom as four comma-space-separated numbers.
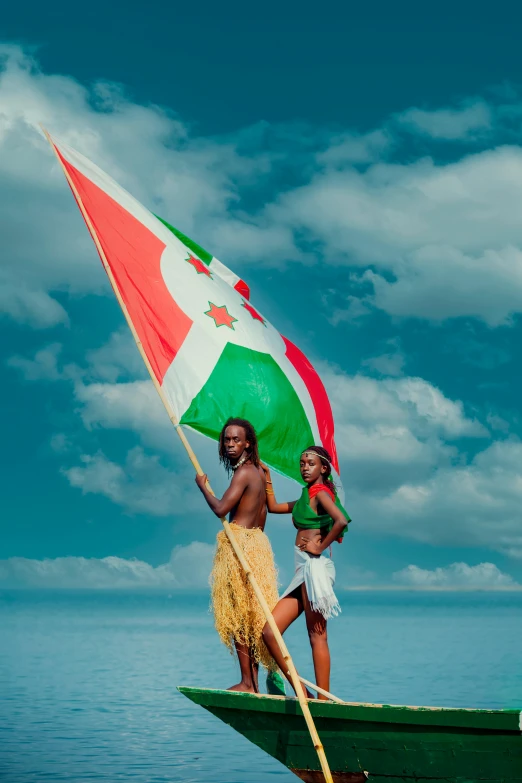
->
41, 127, 334, 783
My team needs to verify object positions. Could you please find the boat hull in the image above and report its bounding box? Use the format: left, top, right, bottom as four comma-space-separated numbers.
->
178, 687, 522, 782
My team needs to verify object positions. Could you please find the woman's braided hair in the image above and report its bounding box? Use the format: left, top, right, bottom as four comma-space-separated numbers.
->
303, 445, 336, 495
219, 417, 260, 474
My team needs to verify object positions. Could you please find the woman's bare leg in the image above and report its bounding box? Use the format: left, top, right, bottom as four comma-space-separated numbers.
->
301, 583, 330, 700
262, 591, 314, 698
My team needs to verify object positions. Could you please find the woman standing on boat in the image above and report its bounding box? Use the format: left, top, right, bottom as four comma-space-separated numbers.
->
262, 446, 349, 700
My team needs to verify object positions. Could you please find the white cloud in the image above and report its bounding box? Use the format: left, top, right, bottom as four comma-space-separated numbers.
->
393, 562, 518, 588
74, 379, 173, 450
386, 376, 487, 440
84, 329, 147, 382
0, 542, 214, 589
4, 44, 522, 333
209, 218, 297, 265
320, 366, 522, 559
5, 338, 175, 454
7, 342, 66, 381
10, 331, 512, 561
395, 101, 492, 140
363, 244, 522, 326
362, 339, 406, 377
0, 45, 280, 329
271, 145, 522, 325
324, 366, 488, 493
3, 46, 522, 562
328, 294, 373, 325
355, 439, 522, 559
486, 413, 510, 433
7, 335, 144, 386
5, 333, 226, 497
4, 551, 516, 591
317, 129, 392, 166
63, 446, 195, 516
49, 433, 74, 453
0, 286, 69, 328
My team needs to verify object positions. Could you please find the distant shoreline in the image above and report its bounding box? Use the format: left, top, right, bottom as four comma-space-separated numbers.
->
341, 585, 522, 592
2, 585, 522, 593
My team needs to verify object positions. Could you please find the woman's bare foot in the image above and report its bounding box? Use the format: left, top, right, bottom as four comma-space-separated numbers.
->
290, 680, 314, 699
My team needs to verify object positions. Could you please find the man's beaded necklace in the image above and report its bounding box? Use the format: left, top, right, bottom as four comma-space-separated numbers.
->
231, 453, 248, 471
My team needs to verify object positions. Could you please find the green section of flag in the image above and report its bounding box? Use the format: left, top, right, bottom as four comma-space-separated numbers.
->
156, 216, 213, 265
180, 343, 313, 482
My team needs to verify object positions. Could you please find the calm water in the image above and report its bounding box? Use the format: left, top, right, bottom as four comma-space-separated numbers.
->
1, 590, 521, 782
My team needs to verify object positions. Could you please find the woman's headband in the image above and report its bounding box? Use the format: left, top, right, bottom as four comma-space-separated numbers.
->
301, 449, 330, 464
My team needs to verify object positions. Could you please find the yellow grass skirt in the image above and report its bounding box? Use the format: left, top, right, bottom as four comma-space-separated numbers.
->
210, 523, 279, 671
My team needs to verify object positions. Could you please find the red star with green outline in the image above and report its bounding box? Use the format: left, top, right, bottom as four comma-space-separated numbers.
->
186, 253, 212, 277
242, 300, 266, 325
204, 302, 238, 329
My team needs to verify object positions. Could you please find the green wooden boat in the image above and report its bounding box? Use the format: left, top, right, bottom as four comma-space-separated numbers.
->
178, 686, 522, 782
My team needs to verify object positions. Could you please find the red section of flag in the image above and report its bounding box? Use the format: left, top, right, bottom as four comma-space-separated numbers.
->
55, 149, 192, 384
241, 300, 265, 324
186, 254, 212, 277
282, 336, 339, 474
234, 279, 250, 299
204, 302, 238, 329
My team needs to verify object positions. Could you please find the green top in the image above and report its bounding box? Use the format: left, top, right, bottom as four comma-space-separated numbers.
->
292, 486, 351, 542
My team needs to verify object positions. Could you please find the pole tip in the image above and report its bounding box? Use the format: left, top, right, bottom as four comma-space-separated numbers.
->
39, 123, 52, 143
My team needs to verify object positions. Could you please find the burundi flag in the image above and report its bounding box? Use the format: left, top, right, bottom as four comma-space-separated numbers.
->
47, 134, 340, 484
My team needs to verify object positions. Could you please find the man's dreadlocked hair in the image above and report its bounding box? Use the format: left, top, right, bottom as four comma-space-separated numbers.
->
219, 418, 260, 474
303, 445, 336, 496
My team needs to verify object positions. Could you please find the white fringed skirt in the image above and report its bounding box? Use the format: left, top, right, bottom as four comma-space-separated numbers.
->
280, 546, 341, 620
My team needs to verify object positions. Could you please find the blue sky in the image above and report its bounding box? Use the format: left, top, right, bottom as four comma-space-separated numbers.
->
2, 2, 522, 590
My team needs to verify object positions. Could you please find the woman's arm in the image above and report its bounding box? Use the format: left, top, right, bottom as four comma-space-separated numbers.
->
301, 490, 348, 555
262, 464, 296, 515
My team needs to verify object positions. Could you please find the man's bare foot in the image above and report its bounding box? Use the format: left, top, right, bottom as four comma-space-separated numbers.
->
227, 682, 256, 694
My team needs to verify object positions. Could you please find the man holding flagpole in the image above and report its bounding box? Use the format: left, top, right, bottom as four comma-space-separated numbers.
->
195, 417, 279, 694
45, 130, 340, 777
